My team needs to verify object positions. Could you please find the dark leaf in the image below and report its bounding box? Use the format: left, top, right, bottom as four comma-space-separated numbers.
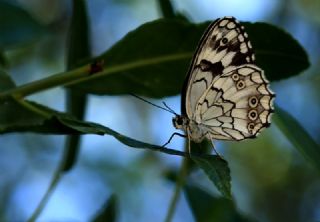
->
100, 126, 186, 156
0, 100, 188, 159
68, 19, 309, 98
0, 72, 103, 135
185, 185, 256, 222
0, 98, 106, 135
0, 72, 187, 156
93, 194, 117, 222
64, 0, 91, 171
158, 0, 175, 18
0, 72, 53, 133
0, 51, 7, 68
244, 22, 310, 81
67, 0, 91, 69
0, 1, 46, 49
192, 155, 232, 199
0, 70, 16, 91
273, 105, 320, 171
68, 19, 204, 98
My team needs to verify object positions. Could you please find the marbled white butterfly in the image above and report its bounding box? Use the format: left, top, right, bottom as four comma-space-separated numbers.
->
166, 16, 274, 150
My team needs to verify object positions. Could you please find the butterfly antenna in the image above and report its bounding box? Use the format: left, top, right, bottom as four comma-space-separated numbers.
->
162, 102, 178, 115
130, 93, 176, 114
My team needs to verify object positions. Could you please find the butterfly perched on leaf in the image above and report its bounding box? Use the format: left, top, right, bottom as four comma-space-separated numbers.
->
167, 16, 275, 150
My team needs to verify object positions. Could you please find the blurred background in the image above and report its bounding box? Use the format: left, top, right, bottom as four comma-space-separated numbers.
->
0, 0, 320, 221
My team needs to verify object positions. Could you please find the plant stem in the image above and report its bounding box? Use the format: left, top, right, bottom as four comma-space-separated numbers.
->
0, 66, 87, 100
164, 154, 190, 222
27, 157, 64, 222
0, 53, 190, 100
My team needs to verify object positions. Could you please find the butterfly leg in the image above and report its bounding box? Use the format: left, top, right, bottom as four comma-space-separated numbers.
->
162, 132, 186, 147
187, 133, 192, 157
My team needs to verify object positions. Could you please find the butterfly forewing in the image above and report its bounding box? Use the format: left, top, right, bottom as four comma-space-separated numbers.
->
181, 16, 274, 142
185, 17, 256, 118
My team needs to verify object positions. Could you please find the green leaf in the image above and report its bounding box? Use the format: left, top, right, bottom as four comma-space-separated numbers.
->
64, 0, 91, 172
0, 72, 103, 134
0, 1, 46, 49
244, 22, 310, 81
192, 155, 231, 199
0, 51, 7, 68
100, 126, 186, 156
0, 73, 47, 131
273, 105, 320, 171
0, 69, 16, 91
69, 19, 204, 98
0, 98, 106, 135
0, 72, 188, 156
67, 0, 91, 69
68, 19, 309, 98
185, 185, 256, 222
92, 194, 117, 222
0, 101, 187, 158
158, 0, 175, 18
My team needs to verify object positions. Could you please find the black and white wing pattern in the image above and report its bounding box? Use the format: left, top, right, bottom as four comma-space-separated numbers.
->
175, 16, 274, 142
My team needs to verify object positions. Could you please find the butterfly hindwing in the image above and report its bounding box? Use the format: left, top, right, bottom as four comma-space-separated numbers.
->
194, 65, 274, 141
185, 17, 255, 119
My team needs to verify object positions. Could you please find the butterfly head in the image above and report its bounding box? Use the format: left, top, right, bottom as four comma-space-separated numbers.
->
172, 115, 189, 130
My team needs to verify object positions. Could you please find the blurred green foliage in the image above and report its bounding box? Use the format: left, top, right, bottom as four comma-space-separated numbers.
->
0, 1, 46, 49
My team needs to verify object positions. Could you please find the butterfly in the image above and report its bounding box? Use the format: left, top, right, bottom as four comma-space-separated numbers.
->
165, 16, 274, 151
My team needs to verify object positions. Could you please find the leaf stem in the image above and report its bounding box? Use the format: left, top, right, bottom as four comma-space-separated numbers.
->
164, 151, 190, 222
17, 99, 52, 118
0, 66, 88, 100
0, 53, 190, 100
27, 157, 64, 222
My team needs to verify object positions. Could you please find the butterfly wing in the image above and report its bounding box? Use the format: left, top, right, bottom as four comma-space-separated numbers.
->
183, 17, 255, 118
195, 64, 274, 140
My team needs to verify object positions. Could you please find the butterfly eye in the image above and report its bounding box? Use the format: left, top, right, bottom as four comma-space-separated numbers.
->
221, 37, 228, 45
177, 117, 184, 125
173, 116, 184, 127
